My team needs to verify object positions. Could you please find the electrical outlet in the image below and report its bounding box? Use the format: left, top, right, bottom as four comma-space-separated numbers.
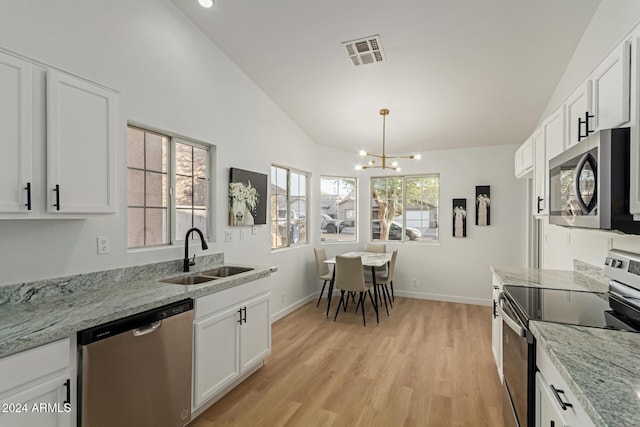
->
608, 238, 613, 250
252, 225, 257, 235
412, 279, 418, 288
225, 231, 233, 242
239, 229, 245, 240
97, 236, 110, 254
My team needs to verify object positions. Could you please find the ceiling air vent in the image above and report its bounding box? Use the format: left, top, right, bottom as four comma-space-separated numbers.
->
342, 35, 385, 66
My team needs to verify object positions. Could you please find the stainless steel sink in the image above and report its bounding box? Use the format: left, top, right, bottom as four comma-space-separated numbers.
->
160, 275, 218, 285
199, 266, 254, 277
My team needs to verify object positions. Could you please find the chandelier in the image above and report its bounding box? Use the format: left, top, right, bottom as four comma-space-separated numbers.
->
355, 108, 421, 171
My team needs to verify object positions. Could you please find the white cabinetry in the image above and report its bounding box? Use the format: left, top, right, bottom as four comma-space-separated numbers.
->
535, 342, 595, 427
0, 339, 73, 427
532, 129, 547, 216
491, 274, 503, 383
565, 81, 592, 149
0, 51, 32, 214
592, 41, 631, 131
544, 105, 566, 162
514, 138, 533, 179
47, 70, 117, 213
193, 277, 271, 411
0, 48, 118, 218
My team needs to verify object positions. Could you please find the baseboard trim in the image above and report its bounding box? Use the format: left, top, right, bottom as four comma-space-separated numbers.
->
394, 290, 491, 306
271, 293, 317, 322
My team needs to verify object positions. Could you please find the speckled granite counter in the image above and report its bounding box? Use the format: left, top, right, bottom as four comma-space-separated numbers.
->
0, 256, 277, 358
491, 264, 608, 293
530, 321, 640, 427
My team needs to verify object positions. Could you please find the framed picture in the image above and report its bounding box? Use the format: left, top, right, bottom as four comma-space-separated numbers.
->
229, 168, 268, 226
476, 185, 491, 226
453, 198, 467, 238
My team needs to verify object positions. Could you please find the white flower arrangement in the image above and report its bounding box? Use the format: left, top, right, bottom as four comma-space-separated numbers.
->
229, 181, 259, 212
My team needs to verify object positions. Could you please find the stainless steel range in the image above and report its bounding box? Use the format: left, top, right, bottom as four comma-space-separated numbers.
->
499, 250, 640, 427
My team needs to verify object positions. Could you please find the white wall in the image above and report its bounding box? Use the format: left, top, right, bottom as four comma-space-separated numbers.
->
538, 1, 640, 269
316, 144, 526, 306
0, 0, 524, 314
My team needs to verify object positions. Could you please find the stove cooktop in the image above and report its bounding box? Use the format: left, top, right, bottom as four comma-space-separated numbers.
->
503, 285, 639, 332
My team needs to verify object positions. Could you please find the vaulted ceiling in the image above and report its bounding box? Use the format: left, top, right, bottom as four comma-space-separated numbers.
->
173, 0, 601, 156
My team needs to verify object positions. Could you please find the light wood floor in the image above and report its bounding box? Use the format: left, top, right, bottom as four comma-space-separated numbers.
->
189, 296, 505, 427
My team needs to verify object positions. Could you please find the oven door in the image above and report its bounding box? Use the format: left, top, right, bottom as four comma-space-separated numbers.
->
498, 293, 532, 427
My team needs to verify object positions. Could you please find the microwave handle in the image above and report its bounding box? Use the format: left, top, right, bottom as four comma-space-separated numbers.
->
574, 152, 597, 215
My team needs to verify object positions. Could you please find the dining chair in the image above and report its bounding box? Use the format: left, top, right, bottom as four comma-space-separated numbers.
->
367, 249, 397, 311
314, 248, 333, 308
333, 255, 377, 326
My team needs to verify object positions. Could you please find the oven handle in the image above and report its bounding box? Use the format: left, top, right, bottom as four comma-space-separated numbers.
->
497, 293, 526, 337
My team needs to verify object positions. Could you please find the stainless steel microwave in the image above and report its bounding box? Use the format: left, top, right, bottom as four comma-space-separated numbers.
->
548, 127, 640, 234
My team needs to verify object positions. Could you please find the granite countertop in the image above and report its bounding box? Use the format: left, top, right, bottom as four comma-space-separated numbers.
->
530, 321, 640, 427
491, 265, 609, 293
0, 260, 277, 359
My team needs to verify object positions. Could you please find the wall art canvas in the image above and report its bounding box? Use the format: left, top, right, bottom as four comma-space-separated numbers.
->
229, 167, 267, 226
476, 185, 491, 226
452, 198, 467, 238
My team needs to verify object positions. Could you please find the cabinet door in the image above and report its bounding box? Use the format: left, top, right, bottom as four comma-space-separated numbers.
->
535, 372, 569, 427
592, 41, 631, 131
0, 374, 71, 427
515, 139, 533, 179
193, 305, 241, 408
544, 105, 566, 162
565, 81, 592, 149
0, 51, 32, 213
532, 129, 547, 216
47, 70, 117, 213
491, 286, 502, 383
240, 293, 271, 373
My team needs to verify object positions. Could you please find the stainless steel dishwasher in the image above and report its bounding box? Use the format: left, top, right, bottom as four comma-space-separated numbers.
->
78, 299, 194, 427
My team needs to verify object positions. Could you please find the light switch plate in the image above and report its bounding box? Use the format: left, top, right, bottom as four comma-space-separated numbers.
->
225, 231, 233, 242
239, 229, 245, 240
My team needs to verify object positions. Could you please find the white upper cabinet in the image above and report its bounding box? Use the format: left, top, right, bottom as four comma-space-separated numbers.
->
544, 105, 566, 163
0, 51, 32, 214
514, 138, 533, 179
592, 41, 631, 131
47, 70, 117, 213
565, 81, 592, 149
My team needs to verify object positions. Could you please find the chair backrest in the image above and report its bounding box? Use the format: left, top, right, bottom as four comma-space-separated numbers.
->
365, 243, 386, 253
334, 256, 366, 292
387, 249, 398, 281
314, 247, 330, 277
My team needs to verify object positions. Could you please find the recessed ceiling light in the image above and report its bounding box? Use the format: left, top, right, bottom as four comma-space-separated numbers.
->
199, 0, 214, 8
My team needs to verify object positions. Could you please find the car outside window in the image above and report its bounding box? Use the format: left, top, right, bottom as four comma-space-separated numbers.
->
320, 176, 357, 243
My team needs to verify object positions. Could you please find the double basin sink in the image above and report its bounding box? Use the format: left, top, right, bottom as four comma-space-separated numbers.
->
160, 266, 254, 285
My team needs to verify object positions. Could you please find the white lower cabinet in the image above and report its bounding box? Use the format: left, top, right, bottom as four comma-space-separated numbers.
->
0, 339, 73, 427
193, 277, 271, 412
536, 343, 594, 427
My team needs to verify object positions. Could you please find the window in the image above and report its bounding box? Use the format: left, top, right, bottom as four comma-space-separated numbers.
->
371, 174, 439, 242
320, 176, 357, 243
127, 125, 211, 249
271, 165, 309, 249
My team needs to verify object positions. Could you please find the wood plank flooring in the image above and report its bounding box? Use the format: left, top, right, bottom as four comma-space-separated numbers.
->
189, 297, 505, 427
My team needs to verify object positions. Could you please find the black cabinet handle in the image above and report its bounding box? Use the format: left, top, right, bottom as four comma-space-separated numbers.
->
53, 184, 60, 211
537, 196, 544, 214
492, 300, 497, 319
63, 378, 71, 405
578, 112, 594, 141
237, 308, 243, 324
24, 182, 31, 211
550, 385, 573, 411
242, 307, 247, 324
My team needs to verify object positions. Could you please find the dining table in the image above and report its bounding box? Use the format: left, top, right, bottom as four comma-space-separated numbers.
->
324, 251, 393, 324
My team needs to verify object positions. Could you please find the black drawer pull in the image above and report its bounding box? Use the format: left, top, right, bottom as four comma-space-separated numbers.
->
63, 378, 71, 405
24, 182, 31, 210
53, 184, 61, 210
242, 306, 247, 323
237, 308, 243, 324
550, 385, 573, 410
